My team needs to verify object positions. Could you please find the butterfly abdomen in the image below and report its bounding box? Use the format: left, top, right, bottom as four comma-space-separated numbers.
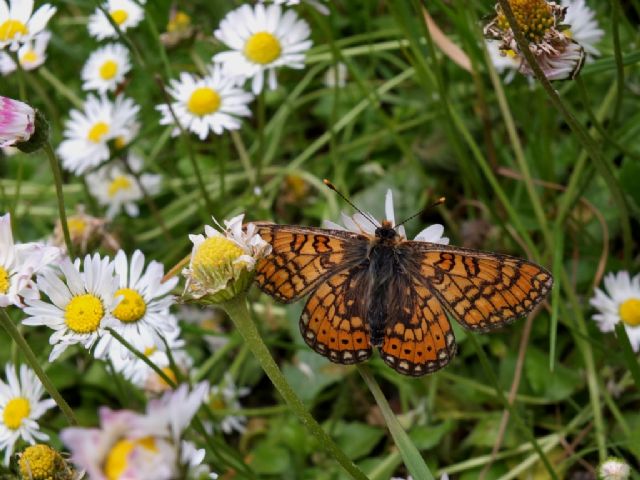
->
366, 242, 400, 346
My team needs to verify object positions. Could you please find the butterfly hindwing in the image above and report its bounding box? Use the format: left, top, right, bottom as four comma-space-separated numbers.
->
407, 243, 553, 332
254, 224, 367, 303
300, 267, 372, 364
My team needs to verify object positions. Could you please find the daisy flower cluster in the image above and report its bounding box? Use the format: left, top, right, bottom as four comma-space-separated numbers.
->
484, 0, 603, 81
0, 0, 55, 76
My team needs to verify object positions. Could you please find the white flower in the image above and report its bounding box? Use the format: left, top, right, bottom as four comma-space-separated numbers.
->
323, 189, 450, 244
23, 253, 120, 361
486, 40, 519, 82
561, 0, 603, 58
0, 0, 56, 51
258, 0, 329, 15
213, 3, 312, 94
598, 457, 631, 480
94, 249, 179, 362
57, 94, 140, 175
0, 96, 34, 147
323, 62, 348, 88
0, 212, 61, 308
81, 43, 131, 94
0, 364, 56, 465
590, 271, 640, 351
86, 155, 162, 219
207, 373, 250, 434
517, 38, 585, 80
88, 0, 145, 41
156, 65, 253, 140
0, 30, 50, 75
183, 214, 272, 303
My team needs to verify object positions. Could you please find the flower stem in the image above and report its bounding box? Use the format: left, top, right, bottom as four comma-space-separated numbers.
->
0, 309, 77, 425
43, 141, 74, 259
221, 294, 368, 480
357, 365, 435, 480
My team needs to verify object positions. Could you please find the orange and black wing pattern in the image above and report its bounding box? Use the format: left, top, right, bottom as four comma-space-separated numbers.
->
300, 267, 373, 364
405, 243, 553, 332
253, 224, 367, 303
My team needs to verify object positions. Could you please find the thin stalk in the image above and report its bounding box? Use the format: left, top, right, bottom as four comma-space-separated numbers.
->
38, 67, 83, 109
221, 294, 368, 480
0, 309, 77, 425
43, 142, 74, 259
610, 0, 625, 126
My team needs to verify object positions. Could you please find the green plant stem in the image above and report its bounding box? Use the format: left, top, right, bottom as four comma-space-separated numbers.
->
43, 141, 74, 259
496, 0, 633, 264
0, 309, 77, 425
221, 294, 368, 480
358, 365, 435, 480
38, 67, 83, 109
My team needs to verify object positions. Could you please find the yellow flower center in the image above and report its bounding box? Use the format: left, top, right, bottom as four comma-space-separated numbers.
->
67, 218, 87, 237
192, 237, 244, 271
107, 175, 133, 198
0, 266, 10, 294
167, 11, 191, 32
497, 0, 555, 43
19, 444, 67, 480
99, 60, 119, 80
103, 437, 157, 480
21, 49, 38, 64
619, 298, 640, 327
244, 31, 282, 65
110, 9, 129, 26
87, 121, 110, 143
114, 135, 128, 150
64, 294, 104, 333
209, 393, 227, 411
3, 397, 30, 430
187, 87, 221, 116
113, 288, 147, 323
158, 367, 177, 389
143, 346, 156, 356
0, 20, 28, 42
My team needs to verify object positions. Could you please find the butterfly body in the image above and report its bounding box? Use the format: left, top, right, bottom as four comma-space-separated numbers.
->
253, 221, 552, 376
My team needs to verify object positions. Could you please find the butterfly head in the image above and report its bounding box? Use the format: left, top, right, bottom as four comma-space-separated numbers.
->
375, 220, 399, 244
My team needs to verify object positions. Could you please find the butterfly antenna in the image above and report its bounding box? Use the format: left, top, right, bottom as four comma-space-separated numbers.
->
323, 179, 378, 228
396, 197, 446, 228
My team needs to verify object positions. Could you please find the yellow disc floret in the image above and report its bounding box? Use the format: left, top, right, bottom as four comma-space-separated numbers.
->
87, 122, 110, 143
64, 294, 104, 333
99, 60, 119, 80
67, 218, 87, 237
192, 237, 244, 271
104, 437, 158, 480
113, 288, 147, 323
620, 298, 640, 327
244, 32, 282, 64
110, 9, 129, 26
21, 49, 38, 64
187, 87, 221, 116
3, 397, 30, 430
108, 175, 133, 198
497, 0, 555, 43
0, 20, 28, 42
0, 266, 10, 294
167, 11, 191, 32
19, 444, 69, 480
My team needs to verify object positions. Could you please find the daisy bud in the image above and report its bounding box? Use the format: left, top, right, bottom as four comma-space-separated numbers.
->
182, 214, 271, 304
598, 457, 631, 480
18, 444, 74, 480
0, 96, 49, 153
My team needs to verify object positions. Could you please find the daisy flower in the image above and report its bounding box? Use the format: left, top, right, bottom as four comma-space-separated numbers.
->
23, 253, 120, 362
0, 30, 50, 75
323, 189, 450, 244
81, 43, 131, 94
0, 364, 56, 465
213, 3, 313, 94
0, 96, 34, 147
88, 0, 145, 41
207, 373, 250, 434
94, 249, 179, 362
86, 155, 162, 219
57, 94, 140, 175
590, 271, 640, 351
182, 214, 272, 304
156, 65, 253, 140
60, 383, 212, 480
0, 0, 56, 51
598, 457, 631, 480
18, 444, 74, 480
0, 213, 61, 308
259, 0, 329, 15
561, 0, 604, 58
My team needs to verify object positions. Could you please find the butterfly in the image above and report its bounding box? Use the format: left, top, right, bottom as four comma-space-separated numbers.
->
253, 189, 553, 376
